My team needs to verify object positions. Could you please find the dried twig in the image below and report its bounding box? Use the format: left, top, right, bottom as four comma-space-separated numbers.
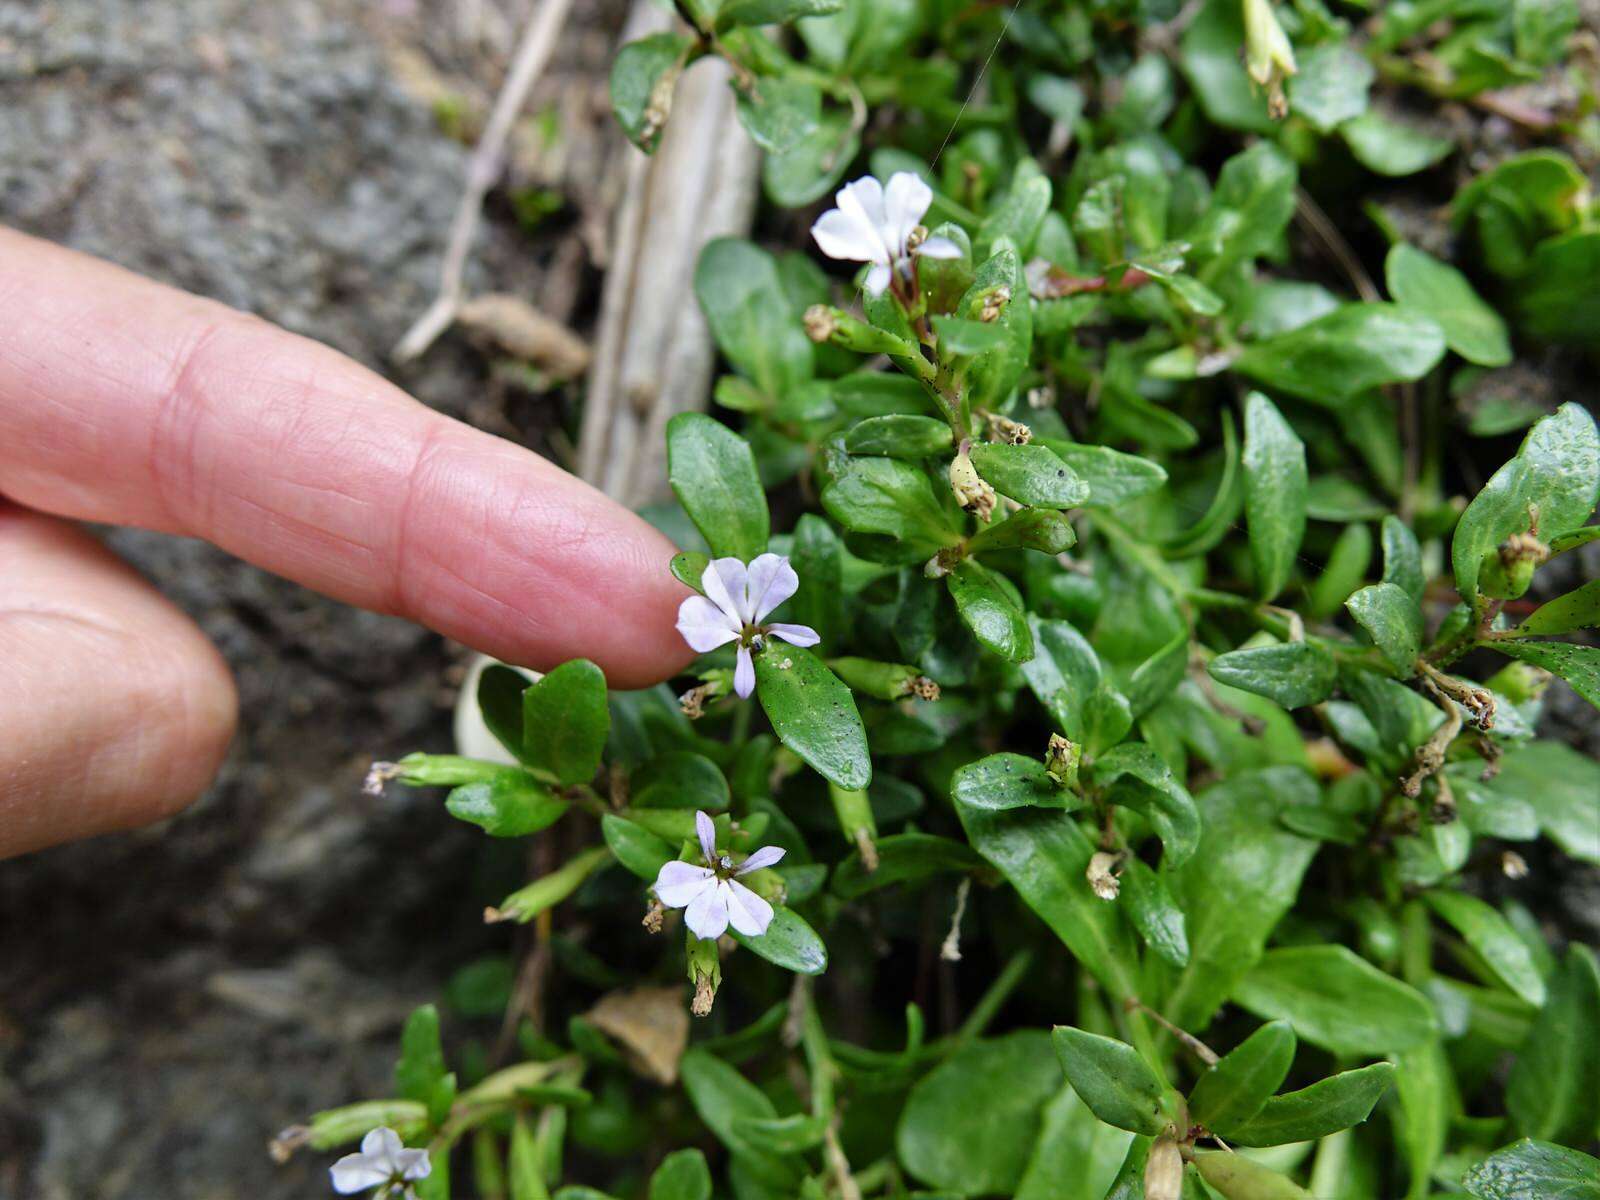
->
393, 0, 576, 362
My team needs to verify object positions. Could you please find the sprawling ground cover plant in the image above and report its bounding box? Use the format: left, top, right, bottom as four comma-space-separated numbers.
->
280, 2, 1600, 1197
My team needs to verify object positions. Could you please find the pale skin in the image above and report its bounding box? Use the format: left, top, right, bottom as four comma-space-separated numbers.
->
0, 228, 693, 859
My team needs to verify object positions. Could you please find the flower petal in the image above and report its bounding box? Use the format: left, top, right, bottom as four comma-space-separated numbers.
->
655, 861, 715, 908
745, 553, 799, 623
723, 879, 776, 937
734, 645, 756, 699
811, 206, 887, 265
700, 558, 751, 625
765, 622, 820, 648
736, 845, 786, 875
364, 1128, 404, 1162
864, 262, 892, 297
695, 809, 718, 864
915, 235, 962, 260
685, 879, 730, 939
676, 596, 741, 653
394, 1148, 432, 1181
884, 172, 934, 257
835, 175, 888, 241
330, 1155, 391, 1194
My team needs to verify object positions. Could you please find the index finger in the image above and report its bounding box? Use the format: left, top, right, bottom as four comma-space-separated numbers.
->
0, 228, 693, 689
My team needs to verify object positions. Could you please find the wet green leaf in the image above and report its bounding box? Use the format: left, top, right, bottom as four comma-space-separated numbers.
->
1233, 946, 1436, 1055
1051, 1026, 1171, 1135
1223, 1063, 1397, 1147
753, 645, 870, 790
668, 412, 770, 561
1189, 1020, 1295, 1135
1242, 393, 1308, 601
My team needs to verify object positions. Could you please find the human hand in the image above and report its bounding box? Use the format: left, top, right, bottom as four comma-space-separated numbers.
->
0, 228, 692, 858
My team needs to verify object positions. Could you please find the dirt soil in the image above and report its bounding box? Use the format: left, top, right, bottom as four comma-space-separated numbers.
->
0, 2, 628, 1196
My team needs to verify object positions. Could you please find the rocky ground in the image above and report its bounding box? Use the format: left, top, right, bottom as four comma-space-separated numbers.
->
0, 1, 628, 1195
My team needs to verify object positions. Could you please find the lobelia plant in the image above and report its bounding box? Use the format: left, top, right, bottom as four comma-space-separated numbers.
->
277, 1, 1600, 1198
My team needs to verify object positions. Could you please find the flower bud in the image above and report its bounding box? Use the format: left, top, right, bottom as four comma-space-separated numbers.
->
1502, 850, 1530, 879
1478, 532, 1549, 600
686, 932, 721, 1018
1144, 1134, 1184, 1200
1087, 851, 1121, 901
384, 752, 506, 789
978, 285, 1011, 323
829, 656, 938, 702
830, 783, 879, 871
1242, 0, 1297, 118
486, 846, 611, 924
1045, 734, 1081, 790
805, 304, 913, 354
985, 412, 1032, 444
950, 443, 997, 522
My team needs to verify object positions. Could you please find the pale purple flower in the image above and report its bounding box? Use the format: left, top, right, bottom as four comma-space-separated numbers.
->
654, 810, 786, 939
330, 1128, 430, 1197
810, 172, 962, 298
676, 553, 820, 699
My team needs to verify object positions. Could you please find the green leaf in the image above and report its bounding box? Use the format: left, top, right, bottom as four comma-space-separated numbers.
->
1242, 393, 1308, 601
1194, 1150, 1316, 1197
1289, 42, 1374, 132
1483, 742, 1600, 862
719, 0, 842, 28
1118, 857, 1189, 969
968, 443, 1089, 510
763, 106, 859, 208
1037, 439, 1167, 507
1425, 891, 1547, 1007
1125, 629, 1192, 721
1391, 1039, 1456, 1200
842, 415, 953, 459
731, 1113, 828, 1156
1232, 945, 1436, 1055
667, 412, 770, 561
1494, 641, 1600, 711
1381, 515, 1426, 604
1188, 1021, 1295, 1134
729, 906, 827, 975
1517, 229, 1600, 346
1519, 579, 1600, 635
821, 455, 959, 556
1508, 945, 1600, 1143
1014, 1085, 1136, 1200
1021, 617, 1133, 752
508, 1112, 543, 1200
695, 239, 812, 398
1092, 743, 1200, 867
1463, 1140, 1600, 1200
647, 1148, 711, 1200
753, 645, 871, 790
977, 163, 1053, 259
446, 772, 568, 838
952, 752, 1078, 813
1515, 0, 1581, 65
1192, 142, 1297, 274
832, 832, 983, 899
679, 1050, 800, 1188
955, 803, 1139, 1002
968, 507, 1078, 556
600, 813, 674, 880
1223, 1063, 1397, 1147
478, 664, 534, 764
897, 1032, 1066, 1196
948, 561, 1034, 662
522, 660, 609, 786
733, 76, 821, 155
609, 34, 692, 153
1453, 403, 1600, 603
1386, 243, 1512, 367
1342, 112, 1455, 177
1236, 305, 1447, 406
396, 1005, 457, 1128
633, 751, 728, 810
932, 315, 1009, 356
1161, 768, 1320, 1030
1208, 642, 1336, 709
1179, 0, 1275, 133
671, 551, 709, 591
1346, 583, 1424, 674
1051, 1027, 1171, 1135
959, 246, 1033, 409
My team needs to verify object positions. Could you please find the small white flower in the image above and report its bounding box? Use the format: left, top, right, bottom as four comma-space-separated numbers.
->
653, 810, 786, 940
811, 172, 962, 298
675, 554, 820, 699
330, 1128, 430, 1197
